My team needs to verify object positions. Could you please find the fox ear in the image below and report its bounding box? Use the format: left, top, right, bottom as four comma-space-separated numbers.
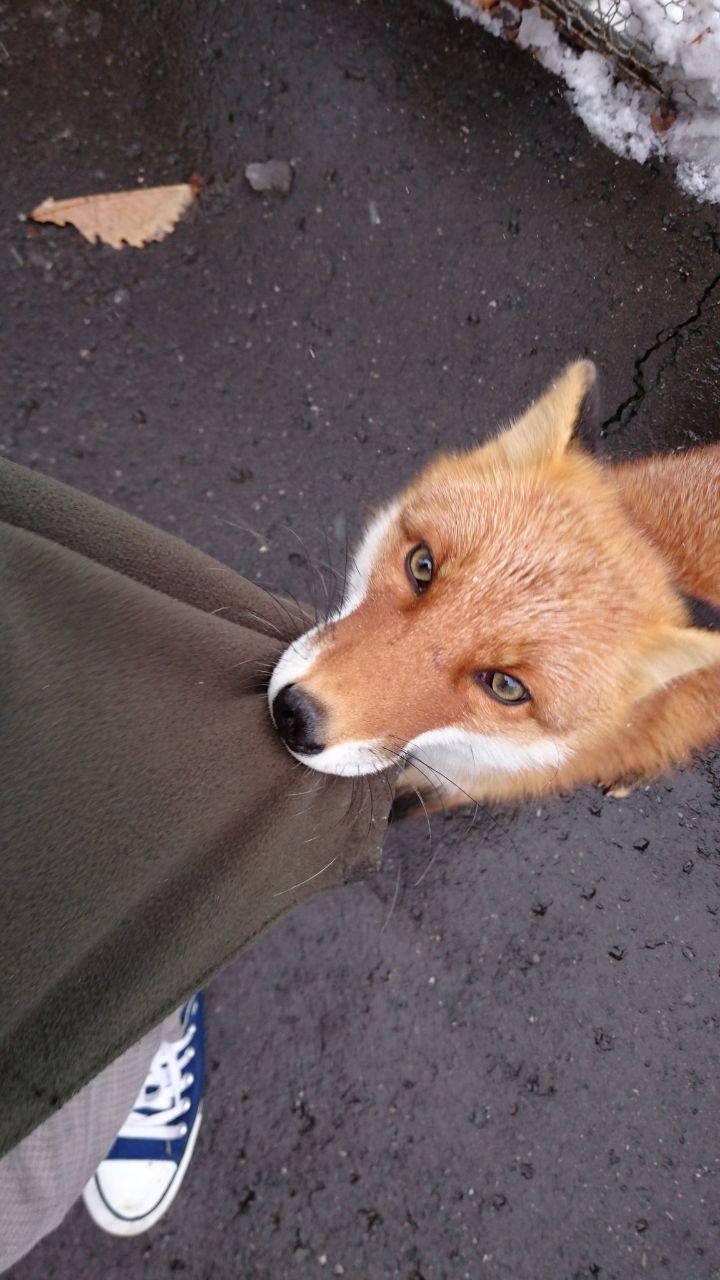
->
491, 360, 598, 468
636, 626, 720, 698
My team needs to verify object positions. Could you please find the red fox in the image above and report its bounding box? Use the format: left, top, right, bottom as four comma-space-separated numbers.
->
269, 361, 720, 814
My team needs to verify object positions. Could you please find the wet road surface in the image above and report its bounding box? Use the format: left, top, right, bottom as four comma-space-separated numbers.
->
3, 1, 720, 1277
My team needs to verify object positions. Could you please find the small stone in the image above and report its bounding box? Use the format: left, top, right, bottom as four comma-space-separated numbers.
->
683, 860, 694, 873
635, 1217, 649, 1233
633, 838, 649, 852
245, 159, 294, 195
608, 945, 625, 961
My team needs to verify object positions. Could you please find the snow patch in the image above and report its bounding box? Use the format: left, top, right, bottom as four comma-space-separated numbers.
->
450, 0, 720, 204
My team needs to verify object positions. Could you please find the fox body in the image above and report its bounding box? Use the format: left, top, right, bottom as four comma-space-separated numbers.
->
269, 362, 720, 812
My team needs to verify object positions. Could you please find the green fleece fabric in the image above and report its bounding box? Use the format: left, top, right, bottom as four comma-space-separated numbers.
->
0, 458, 389, 1157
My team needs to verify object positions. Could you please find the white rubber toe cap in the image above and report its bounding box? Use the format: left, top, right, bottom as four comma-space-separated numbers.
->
83, 1104, 202, 1237
100, 1158, 175, 1216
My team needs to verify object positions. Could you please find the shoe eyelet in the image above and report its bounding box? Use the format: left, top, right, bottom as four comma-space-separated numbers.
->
178, 1124, 188, 1137
183, 1098, 192, 1112
185, 1073, 195, 1087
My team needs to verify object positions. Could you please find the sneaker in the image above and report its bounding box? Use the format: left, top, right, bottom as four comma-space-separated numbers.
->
83, 994, 205, 1237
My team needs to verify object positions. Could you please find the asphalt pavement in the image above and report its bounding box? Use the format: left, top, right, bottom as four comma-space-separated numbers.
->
3, 0, 720, 1277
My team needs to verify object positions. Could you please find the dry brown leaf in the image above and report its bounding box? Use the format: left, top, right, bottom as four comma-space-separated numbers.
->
29, 183, 198, 250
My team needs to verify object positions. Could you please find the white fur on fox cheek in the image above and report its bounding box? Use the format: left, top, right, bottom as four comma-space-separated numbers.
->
405, 725, 571, 779
267, 624, 324, 713
336, 501, 401, 618
268, 502, 400, 719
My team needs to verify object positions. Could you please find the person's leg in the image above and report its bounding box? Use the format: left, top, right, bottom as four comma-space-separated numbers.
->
0, 1007, 182, 1273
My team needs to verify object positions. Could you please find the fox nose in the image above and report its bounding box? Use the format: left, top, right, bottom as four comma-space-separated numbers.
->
272, 684, 325, 756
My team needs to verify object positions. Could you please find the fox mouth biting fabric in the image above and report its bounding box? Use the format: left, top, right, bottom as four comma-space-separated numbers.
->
269, 361, 720, 815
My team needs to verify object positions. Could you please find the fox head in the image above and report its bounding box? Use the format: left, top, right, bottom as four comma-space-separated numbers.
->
268, 362, 720, 794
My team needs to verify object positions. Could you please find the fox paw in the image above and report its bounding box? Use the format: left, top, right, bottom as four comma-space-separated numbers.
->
602, 778, 641, 799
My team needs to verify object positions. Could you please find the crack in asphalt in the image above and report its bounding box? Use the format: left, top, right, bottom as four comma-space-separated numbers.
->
601, 268, 720, 436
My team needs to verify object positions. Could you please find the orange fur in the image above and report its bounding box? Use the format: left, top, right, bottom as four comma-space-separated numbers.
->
273, 363, 720, 809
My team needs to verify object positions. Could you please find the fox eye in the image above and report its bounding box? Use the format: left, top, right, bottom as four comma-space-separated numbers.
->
477, 670, 530, 705
406, 543, 434, 593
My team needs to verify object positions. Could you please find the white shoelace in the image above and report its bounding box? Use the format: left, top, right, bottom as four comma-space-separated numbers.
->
118, 1019, 197, 1143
